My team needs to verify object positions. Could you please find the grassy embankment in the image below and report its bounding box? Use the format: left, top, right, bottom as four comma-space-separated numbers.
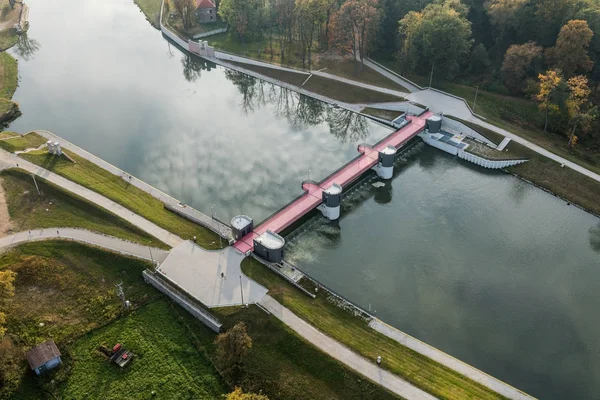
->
133, 0, 162, 29
0, 168, 168, 248
0, 131, 45, 152
227, 61, 404, 104
1, 241, 402, 400
241, 257, 506, 400
0, 51, 20, 126
209, 31, 409, 91
19, 149, 223, 249
0, 0, 21, 50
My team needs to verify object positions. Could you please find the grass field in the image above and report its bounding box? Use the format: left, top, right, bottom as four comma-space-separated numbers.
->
314, 58, 409, 92
241, 257, 506, 400
0, 51, 18, 99
0, 131, 17, 139
133, 0, 161, 29
1, 168, 168, 248
0, 0, 20, 50
0, 132, 45, 152
228, 61, 404, 104
19, 150, 223, 249
445, 115, 506, 145
0, 241, 161, 398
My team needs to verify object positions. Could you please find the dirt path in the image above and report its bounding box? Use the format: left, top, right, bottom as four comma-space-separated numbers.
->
0, 177, 12, 237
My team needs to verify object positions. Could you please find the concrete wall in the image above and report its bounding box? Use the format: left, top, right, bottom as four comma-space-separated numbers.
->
457, 150, 528, 169
193, 26, 228, 39
143, 270, 222, 332
442, 118, 497, 147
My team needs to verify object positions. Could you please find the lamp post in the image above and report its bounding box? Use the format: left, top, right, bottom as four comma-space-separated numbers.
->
473, 85, 479, 112
429, 62, 434, 88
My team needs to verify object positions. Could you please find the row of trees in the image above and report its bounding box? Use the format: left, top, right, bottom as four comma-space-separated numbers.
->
218, 0, 382, 68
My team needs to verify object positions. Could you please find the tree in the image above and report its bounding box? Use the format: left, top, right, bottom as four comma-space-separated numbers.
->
0, 270, 16, 339
295, 0, 328, 67
469, 43, 491, 74
273, 0, 295, 61
330, 0, 382, 71
501, 42, 543, 93
219, 0, 262, 40
536, 69, 563, 132
565, 75, 597, 147
484, 0, 528, 54
398, 11, 423, 73
225, 387, 269, 400
399, 0, 473, 79
547, 20, 595, 78
215, 322, 252, 374
173, 0, 196, 30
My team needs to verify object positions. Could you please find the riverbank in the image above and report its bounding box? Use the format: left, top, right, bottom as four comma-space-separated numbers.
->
0, 51, 20, 127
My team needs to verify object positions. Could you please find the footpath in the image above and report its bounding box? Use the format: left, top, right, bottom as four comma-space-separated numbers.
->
0, 228, 170, 262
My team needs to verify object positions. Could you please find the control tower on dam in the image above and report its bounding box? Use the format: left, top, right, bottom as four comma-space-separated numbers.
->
232, 111, 433, 261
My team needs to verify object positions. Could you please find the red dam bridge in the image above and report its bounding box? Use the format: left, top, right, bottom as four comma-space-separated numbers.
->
233, 111, 433, 254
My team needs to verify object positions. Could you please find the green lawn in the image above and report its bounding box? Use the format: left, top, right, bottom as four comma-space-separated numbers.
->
0, 241, 162, 398
0, 0, 21, 50
241, 257, 506, 400
133, 0, 162, 29
0, 131, 18, 139
1, 168, 167, 248
314, 58, 409, 92
228, 61, 404, 104
19, 150, 223, 249
0, 51, 18, 99
59, 300, 227, 400
0, 132, 46, 152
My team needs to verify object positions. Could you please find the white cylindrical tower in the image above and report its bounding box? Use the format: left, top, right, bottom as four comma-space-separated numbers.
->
319, 183, 342, 220
375, 145, 397, 179
426, 115, 442, 133
54, 142, 62, 155
46, 140, 54, 154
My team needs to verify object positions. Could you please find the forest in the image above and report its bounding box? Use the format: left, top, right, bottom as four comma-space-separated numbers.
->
213, 0, 600, 152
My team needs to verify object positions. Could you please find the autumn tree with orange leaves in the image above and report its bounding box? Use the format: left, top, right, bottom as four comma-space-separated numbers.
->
565, 75, 597, 147
329, 0, 381, 71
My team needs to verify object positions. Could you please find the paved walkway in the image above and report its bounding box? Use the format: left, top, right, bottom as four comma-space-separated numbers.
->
157, 241, 267, 307
34, 130, 233, 239
369, 319, 535, 400
0, 228, 170, 262
363, 59, 422, 93
259, 295, 437, 400
0, 149, 184, 247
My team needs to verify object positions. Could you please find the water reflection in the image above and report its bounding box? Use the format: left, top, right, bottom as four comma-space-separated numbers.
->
181, 54, 216, 82
224, 70, 370, 142
13, 32, 40, 61
589, 223, 600, 253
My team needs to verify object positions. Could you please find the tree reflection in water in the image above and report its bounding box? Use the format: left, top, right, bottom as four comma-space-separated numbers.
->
589, 223, 600, 253
224, 70, 369, 142
14, 32, 40, 61
181, 54, 216, 83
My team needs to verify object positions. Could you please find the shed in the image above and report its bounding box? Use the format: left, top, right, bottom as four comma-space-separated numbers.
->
26, 340, 62, 375
195, 0, 216, 23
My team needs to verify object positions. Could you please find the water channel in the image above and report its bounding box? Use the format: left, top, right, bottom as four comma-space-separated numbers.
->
7, 0, 600, 398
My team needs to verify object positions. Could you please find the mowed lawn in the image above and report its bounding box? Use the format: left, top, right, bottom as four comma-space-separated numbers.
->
133, 0, 162, 28
0, 132, 46, 152
241, 258, 506, 400
60, 300, 227, 400
19, 150, 223, 249
1, 168, 167, 248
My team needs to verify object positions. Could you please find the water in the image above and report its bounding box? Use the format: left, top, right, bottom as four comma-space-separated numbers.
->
7, 0, 390, 223
7, 0, 600, 399
287, 147, 600, 399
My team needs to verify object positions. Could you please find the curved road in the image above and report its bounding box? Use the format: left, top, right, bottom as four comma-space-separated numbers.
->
0, 149, 184, 247
0, 228, 170, 262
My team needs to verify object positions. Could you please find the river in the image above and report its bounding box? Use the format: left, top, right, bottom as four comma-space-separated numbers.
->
7, 0, 600, 398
